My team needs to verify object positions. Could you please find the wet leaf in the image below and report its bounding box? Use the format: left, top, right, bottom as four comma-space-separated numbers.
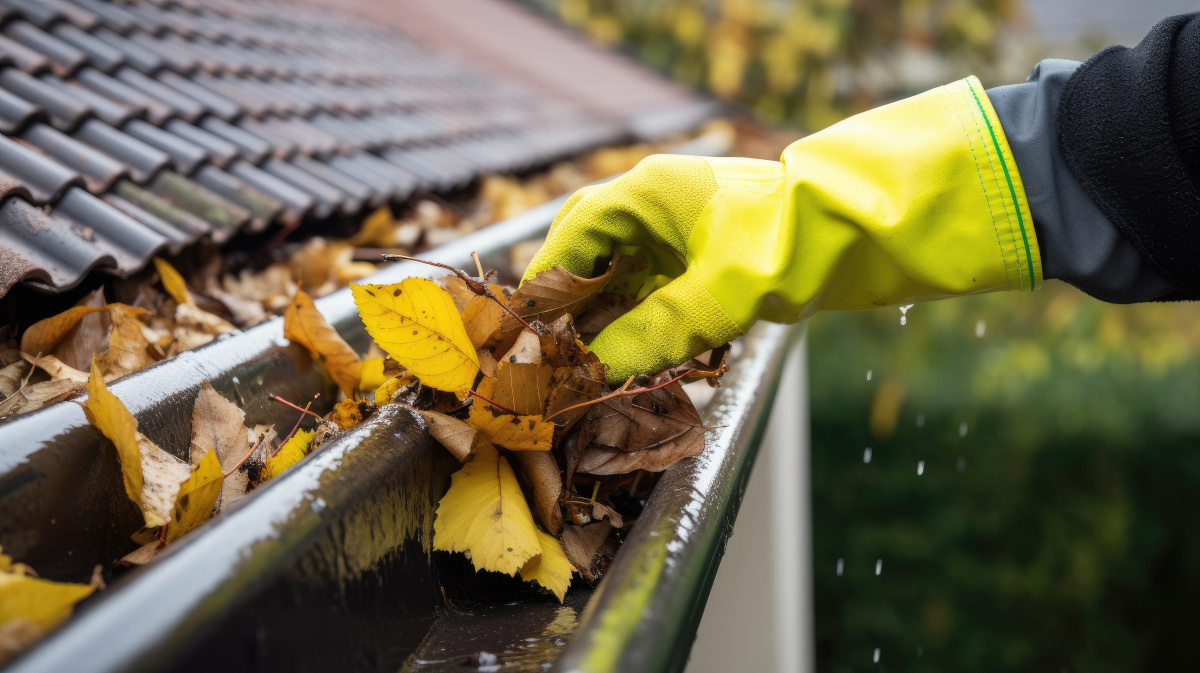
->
508, 255, 645, 329
575, 292, 638, 336
50, 288, 110, 371
433, 441, 541, 575
352, 278, 480, 392
415, 408, 478, 462
519, 529, 572, 602
544, 361, 607, 435
83, 361, 191, 527
165, 449, 223, 543
153, 257, 193, 306
588, 382, 703, 452
561, 521, 612, 576
577, 428, 707, 475
494, 361, 554, 416
467, 378, 553, 451
284, 289, 361, 396
514, 450, 563, 533
265, 428, 314, 480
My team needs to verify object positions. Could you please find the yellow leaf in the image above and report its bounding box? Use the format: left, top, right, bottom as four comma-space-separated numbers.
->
460, 295, 505, 349
165, 449, 223, 543
467, 378, 554, 451
93, 304, 157, 381
284, 289, 362, 396
153, 257, 193, 306
19, 306, 107, 357
83, 362, 191, 527
348, 205, 397, 247
265, 428, 314, 480
373, 373, 413, 406
351, 279, 479, 392
433, 441, 541, 575
494, 361, 554, 415
330, 398, 366, 431
0, 571, 93, 638
520, 529, 572, 602
358, 357, 387, 392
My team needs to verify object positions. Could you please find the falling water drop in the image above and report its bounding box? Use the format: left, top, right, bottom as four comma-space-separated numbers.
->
957, 456, 966, 472
916, 413, 925, 428
866, 370, 872, 381
836, 558, 844, 576
917, 461, 925, 476
959, 421, 968, 437
875, 559, 882, 575
863, 448, 872, 463
873, 648, 881, 664
899, 303, 914, 326
975, 320, 986, 338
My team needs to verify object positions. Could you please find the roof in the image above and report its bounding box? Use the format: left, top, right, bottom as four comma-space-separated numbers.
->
0, 0, 712, 300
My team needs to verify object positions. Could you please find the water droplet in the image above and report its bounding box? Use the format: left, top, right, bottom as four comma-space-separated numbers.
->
917, 460, 925, 476
231, 376, 240, 386
975, 320, 986, 338
916, 413, 925, 428
873, 648, 881, 663
836, 558, 844, 576
957, 456, 966, 472
875, 559, 882, 575
899, 304, 914, 326
863, 448, 872, 463
313, 497, 327, 513
959, 422, 968, 437
866, 369, 872, 381
67, 550, 72, 556
50, 518, 55, 525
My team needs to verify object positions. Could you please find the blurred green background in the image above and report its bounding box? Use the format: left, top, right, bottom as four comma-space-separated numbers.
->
528, 0, 1200, 670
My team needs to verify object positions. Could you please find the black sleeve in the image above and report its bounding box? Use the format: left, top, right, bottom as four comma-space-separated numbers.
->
1056, 12, 1200, 301
988, 60, 1178, 303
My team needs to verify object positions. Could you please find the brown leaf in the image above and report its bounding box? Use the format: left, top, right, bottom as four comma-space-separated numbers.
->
414, 407, 478, 462
506, 255, 646, 330
51, 288, 111, 371
189, 381, 248, 468
23, 354, 88, 384
591, 502, 624, 529
588, 383, 703, 452
283, 289, 362, 396
117, 541, 161, 567
173, 301, 236, 351
477, 348, 497, 378
544, 361, 607, 437
501, 328, 541, 365
538, 315, 602, 371
577, 426, 707, 475
561, 521, 612, 581
513, 450, 562, 534
467, 378, 554, 451
0, 379, 80, 416
574, 292, 638, 336
460, 295, 506, 349
0, 361, 29, 397
94, 304, 158, 381
20, 305, 108, 361
493, 361, 553, 416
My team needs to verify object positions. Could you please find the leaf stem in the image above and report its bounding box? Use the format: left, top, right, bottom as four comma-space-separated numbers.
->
271, 395, 323, 420
471, 251, 485, 279
544, 371, 691, 423
467, 389, 519, 415
273, 401, 312, 457
381, 253, 536, 333
225, 435, 265, 478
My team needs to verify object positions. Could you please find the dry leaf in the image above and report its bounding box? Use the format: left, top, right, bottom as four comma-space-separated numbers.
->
0, 361, 28, 397
352, 278, 480, 392
173, 302, 236, 351
461, 295, 505, 349
20, 305, 108, 360
22, 354, 87, 385
544, 361, 607, 436
433, 441, 541, 575
348, 205, 399, 247
477, 348, 498, 378
514, 450, 563, 534
51, 288, 110, 371
561, 521, 612, 576
538, 315, 602, 371
83, 361, 191, 527
591, 502, 624, 529
209, 288, 267, 327
588, 382, 704, 452
93, 304, 158, 381
0, 379, 80, 416
467, 379, 553, 451
189, 381, 248, 468
494, 361, 554, 416
575, 292, 638, 336
501, 328, 542, 366
519, 529, 572, 602
284, 289, 362, 396
153, 257, 193, 306
265, 428, 314, 480
507, 255, 646, 330
117, 541, 161, 567
165, 449, 223, 543
415, 408, 478, 462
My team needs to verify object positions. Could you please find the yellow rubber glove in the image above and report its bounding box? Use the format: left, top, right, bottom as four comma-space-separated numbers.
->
524, 77, 1042, 382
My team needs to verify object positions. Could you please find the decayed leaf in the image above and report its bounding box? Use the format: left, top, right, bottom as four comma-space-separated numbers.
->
461, 295, 506, 349
591, 502, 625, 529
0, 568, 94, 664
265, 428, 314, 480
519, 529, 572, 602
0, 361, 28, 397
352, 278, 480, 392
359, 357, 387, 392
165, 449, 223, 543
284, 289, 361, 396
20, 306, 108, 359
153, 257, 193, 306
544, 361, 607, 435
506, 255, 646, 329
577, 430, 707, 475
589, 382, 704, 452
494, 361, 553, 416
330, 398, 370, 431
93, 304, 157, 381
514, 450, 563, 533
467, 379, 553, 451
575, 292, 638, 336
83, 362, 191, 527
433, 441, 541, 575
561, 521, 612, 576
415, 408, 478, 462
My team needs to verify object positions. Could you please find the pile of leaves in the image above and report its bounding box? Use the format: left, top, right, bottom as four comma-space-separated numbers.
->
348, 254, 729, 600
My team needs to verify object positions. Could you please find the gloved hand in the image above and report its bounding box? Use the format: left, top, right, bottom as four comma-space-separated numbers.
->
523, 76, 1042, 382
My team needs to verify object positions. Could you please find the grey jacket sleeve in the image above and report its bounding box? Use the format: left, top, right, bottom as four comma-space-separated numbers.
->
986, 59, 1178, 303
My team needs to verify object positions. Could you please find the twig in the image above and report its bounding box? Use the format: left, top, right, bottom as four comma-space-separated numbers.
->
273, 401, 312, 457
159, 522, 168, 544
544, 371, 690, 423
270, 395, 322, 420
381, 253, 536, 333
471, 251, 485, 279
225, 435, 265, 478
467, 389, 520, 415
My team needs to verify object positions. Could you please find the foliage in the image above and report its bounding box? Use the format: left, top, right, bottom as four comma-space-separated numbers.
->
809, 281, 1200, 671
